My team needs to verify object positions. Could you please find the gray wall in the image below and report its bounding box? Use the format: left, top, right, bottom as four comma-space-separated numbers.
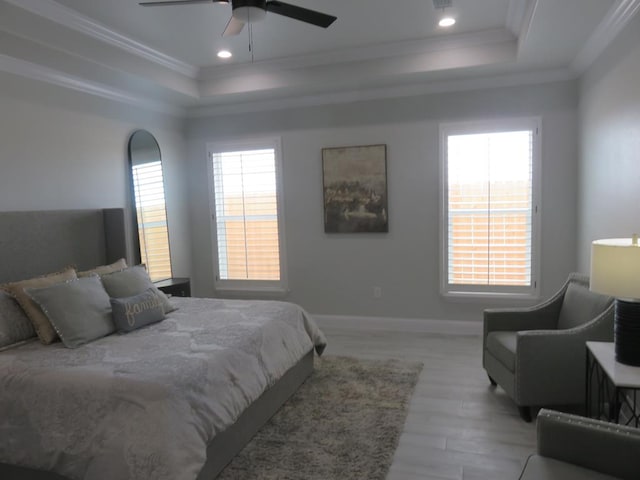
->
577, 13, 640, 272
186, 81, 579, 321
0, 73, 191, 278
0, 68, 583, 322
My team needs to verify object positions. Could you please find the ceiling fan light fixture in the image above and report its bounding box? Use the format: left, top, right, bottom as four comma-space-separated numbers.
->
140, 0, 336, 36
232, 6, 267, 23
439, 16, 456, 27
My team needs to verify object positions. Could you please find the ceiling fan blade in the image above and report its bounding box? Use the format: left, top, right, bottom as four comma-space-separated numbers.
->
265, 1, 336, 28
222, 16, 245, 36
139, 0, 223, 6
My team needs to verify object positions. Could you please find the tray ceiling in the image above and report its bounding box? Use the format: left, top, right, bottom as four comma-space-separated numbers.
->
0, 0, 634, 116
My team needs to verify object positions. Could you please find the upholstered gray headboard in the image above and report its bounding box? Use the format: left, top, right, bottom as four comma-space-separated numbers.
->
0, 209, 128, 283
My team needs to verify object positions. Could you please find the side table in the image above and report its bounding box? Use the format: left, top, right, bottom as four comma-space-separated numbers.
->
586, 341, 640, 426
154, 277, 191, 297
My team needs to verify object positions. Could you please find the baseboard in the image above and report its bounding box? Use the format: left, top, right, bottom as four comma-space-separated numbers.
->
312, 314, 481, 336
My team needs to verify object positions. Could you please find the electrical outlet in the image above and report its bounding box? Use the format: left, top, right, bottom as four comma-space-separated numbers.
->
373, 286, 382, 298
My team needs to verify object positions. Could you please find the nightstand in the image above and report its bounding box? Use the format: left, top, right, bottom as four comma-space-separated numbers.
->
586, 341, 640, 426
154, 277, 191, 297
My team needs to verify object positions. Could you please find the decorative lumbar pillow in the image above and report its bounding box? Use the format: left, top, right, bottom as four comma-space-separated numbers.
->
110, 288, 165, 333
26, 275, 114, 349
77, 258, 128, 278
0, 290, 36, 350
2, 266, 77, 344
101, 265, 176, 314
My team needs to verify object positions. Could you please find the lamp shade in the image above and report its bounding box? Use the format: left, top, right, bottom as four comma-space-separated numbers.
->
590, 238, 640, 299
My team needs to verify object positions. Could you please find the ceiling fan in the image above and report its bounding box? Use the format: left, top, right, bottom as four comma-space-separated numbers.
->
139, 0, 337, 37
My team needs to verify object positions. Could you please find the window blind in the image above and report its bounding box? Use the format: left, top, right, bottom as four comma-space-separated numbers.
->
212, 149, 281, 281
447, 130, 533, 286
132, 160, 172, 281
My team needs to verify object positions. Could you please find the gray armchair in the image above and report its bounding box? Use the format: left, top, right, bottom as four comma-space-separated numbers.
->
483, 273, 614, 421
519, 409, 640, 480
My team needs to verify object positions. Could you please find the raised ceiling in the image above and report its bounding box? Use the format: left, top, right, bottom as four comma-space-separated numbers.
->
51, 0, 513, 67
0, 0, 637, 116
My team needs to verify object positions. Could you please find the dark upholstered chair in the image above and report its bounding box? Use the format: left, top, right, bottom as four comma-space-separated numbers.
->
519, 409, 640, 480
483, 273, 614, 421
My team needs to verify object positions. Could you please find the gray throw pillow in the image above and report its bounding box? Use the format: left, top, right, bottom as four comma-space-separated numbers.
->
0, 290, 36, 349
26, 275, 115, 349
100, 265, 175, 314
110, 288, 165, 333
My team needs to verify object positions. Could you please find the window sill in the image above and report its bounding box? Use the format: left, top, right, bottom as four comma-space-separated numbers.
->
441, 290, 540, 304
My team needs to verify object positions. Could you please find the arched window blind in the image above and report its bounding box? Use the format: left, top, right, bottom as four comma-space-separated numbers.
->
132, 160, 172, 281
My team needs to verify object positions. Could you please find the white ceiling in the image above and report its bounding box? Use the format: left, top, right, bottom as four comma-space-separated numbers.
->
52, 0, 513, 67
0, 0, 637, 116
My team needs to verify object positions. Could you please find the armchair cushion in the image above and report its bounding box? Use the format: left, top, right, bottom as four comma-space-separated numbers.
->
486, 331, 517, 372
557, 281, 613, 330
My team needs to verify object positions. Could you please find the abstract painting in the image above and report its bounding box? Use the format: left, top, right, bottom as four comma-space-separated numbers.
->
322, 144, 388, 233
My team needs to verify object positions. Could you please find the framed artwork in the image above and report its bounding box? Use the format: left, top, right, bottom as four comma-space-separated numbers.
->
322, 144, 388, 233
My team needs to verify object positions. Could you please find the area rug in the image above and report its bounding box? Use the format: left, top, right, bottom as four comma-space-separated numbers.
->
217, 355, 423, 480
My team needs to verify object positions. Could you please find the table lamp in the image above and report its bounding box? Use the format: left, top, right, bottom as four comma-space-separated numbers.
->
590, 235, 640, 366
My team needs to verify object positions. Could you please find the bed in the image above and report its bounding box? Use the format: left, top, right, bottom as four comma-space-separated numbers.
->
0, 209, 326, 480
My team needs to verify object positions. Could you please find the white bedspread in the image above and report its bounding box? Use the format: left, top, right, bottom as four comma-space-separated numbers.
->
0, 297, 326, 480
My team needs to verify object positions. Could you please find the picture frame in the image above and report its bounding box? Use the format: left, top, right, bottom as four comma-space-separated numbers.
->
322, 144, 388, 233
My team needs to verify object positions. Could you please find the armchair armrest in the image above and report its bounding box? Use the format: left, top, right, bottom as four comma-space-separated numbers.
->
484, 303, 560, 334
483, 286, 566, 358
484, 277, 572, 337
537, 409, 640, 480
514, 305, 614, 405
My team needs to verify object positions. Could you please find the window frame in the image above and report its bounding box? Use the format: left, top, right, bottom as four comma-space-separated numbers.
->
439, 117, 541, 300
206, 136, 288, 294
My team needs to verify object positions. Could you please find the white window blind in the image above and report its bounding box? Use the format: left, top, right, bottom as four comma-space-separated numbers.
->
211, 148, 282, 283
132, 160, 172, 281
442, 121, 538, 296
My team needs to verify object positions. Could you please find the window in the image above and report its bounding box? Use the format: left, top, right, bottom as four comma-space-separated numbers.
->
208, 138, 287, 292
440, 118, 540, 298
131, 160, 172, 281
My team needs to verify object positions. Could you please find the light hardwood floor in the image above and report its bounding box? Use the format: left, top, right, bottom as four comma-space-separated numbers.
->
317, 323, 537, 480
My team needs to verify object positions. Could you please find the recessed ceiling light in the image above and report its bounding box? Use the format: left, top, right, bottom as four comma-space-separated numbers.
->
217, 50, 232, 59
439, 17, 456, 27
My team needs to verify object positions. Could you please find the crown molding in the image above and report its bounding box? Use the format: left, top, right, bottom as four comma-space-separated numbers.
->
0, 0, 617, 118
5, 0, 199, 79
512, 0, 538, 54
506, 0, 531, 36
0, 53, 184, 116
571, 0, 640, 73
199, 28, 515, 80
189, 67, 574, 118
